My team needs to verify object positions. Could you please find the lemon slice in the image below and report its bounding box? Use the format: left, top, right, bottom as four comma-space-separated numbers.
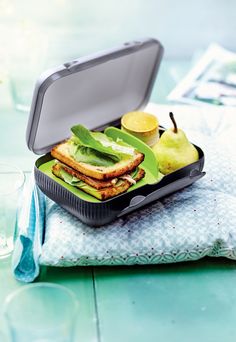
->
121, 111, 159, 147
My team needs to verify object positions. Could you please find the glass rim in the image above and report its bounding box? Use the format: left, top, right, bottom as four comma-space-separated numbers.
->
3, 282, 79, 319
0, 163, 25, 196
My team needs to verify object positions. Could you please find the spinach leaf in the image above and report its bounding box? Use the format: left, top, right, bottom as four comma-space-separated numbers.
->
59, 168, 104, 199
71, 125, 134, 162
60, 168, 81, 185
92, 132, 135, 156
69, 144, 115, 167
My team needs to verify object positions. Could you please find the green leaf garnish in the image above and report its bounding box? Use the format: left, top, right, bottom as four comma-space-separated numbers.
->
69, 145, 115, 167
60, 168, 81, 186
60, 168, 103, 198
71, 125, 134, 162
71, 125, 120, 162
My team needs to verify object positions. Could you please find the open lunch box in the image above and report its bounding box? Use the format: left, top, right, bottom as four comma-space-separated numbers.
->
26, 38, 205, 226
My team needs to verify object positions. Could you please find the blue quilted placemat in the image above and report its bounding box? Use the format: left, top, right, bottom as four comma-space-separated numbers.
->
13, 106, 236, 282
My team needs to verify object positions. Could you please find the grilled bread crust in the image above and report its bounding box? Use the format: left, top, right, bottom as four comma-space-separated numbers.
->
52, 163, 145, 200
51, 141, 144, 180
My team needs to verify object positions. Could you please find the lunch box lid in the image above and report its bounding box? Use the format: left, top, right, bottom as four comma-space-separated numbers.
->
26, 38, 164, 155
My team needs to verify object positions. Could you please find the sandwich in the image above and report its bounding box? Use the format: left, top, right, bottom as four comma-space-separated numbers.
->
51, 124, 145, 200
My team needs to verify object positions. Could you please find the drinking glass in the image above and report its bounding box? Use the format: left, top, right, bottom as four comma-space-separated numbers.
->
0, 163, 25, 259
3, 283, 79, 342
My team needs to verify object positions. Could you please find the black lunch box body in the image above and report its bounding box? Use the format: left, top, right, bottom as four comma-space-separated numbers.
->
26, 38, 205, 226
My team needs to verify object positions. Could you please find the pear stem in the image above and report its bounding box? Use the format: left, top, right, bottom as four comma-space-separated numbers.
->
169, 112, 178, 133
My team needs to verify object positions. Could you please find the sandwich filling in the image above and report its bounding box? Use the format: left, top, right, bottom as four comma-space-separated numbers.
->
51, 125, 145, 200
53, 162, 145, 200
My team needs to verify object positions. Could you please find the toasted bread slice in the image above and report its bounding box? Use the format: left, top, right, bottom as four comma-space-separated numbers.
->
52, 162, 145, 200
59, 163, 118, 189
51, 141, 144, 180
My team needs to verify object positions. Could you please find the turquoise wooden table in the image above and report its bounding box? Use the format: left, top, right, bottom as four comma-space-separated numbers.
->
1, 60, 236, 342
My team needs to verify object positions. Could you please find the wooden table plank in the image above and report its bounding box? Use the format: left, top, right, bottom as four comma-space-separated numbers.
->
0, 258, 98, 341
38, 266, 98, 342
94, 258, 236, 342
0, 260, 98, 341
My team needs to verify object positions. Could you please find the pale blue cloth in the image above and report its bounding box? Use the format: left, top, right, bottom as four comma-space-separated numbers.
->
13, 106, 236, 282
12, 175, 46, 282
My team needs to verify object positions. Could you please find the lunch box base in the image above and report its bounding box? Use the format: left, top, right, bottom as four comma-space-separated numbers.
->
35, 145, 205, 227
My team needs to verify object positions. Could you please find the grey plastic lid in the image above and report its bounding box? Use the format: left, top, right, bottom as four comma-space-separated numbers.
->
26, 38, 164, 155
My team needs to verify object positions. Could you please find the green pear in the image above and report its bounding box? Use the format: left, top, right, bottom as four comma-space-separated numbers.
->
152, 112, 199, 175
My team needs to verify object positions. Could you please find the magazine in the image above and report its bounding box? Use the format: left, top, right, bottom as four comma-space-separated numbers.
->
168, 44, 236, 106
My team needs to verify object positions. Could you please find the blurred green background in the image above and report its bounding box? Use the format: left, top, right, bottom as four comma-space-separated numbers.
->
0, 0, 235, 111
0, 0, 235, 169
1, 0, 235, 59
